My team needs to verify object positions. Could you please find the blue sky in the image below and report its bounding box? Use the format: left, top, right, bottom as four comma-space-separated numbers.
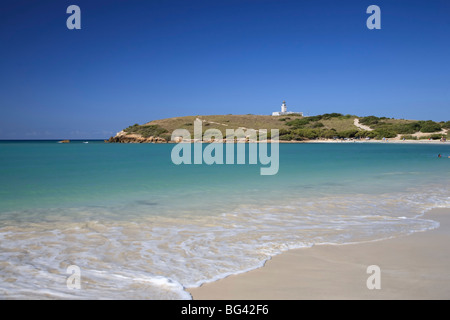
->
0, 0, 449, 139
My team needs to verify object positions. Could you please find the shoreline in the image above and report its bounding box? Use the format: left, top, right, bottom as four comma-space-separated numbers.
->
0, 139, 447, 145
105, 137, 449, 144
188, 207, 450, 300
302, 139, 448, 144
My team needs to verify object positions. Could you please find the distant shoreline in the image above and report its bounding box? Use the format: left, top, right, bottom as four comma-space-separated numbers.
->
151, 138, 449, 144
0, 139, 105, 142
1, 139, 447, 145
302, 139, 448, 144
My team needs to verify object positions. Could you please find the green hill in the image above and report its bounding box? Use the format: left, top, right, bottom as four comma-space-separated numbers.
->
108, 114, 449, 142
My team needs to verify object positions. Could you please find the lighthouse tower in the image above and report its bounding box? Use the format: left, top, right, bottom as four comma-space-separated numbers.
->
281, 101, 287, 113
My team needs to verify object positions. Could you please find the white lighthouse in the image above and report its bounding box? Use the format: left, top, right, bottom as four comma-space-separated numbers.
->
281, 100, 287, 113
272, 100, 302, 116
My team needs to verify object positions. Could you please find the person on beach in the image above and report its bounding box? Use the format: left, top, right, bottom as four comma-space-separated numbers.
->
438, 154, 442, 158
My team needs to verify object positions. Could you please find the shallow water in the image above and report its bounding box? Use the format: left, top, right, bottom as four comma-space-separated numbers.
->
0, 141, 449, 299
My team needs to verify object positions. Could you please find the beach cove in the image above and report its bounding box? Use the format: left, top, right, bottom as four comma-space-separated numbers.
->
0, 141, 449, 299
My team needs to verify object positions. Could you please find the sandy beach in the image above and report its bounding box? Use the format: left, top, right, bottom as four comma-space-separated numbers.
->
305, 139, 448, 145
188, 208, 450, 300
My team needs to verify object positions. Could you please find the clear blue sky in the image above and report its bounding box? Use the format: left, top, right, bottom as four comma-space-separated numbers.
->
1, 0, 449, 139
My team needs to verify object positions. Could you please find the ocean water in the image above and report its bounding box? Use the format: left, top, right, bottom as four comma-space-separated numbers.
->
0, 141, 449, 299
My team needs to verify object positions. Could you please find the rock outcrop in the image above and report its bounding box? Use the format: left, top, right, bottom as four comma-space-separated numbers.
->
107, 131, 168, 143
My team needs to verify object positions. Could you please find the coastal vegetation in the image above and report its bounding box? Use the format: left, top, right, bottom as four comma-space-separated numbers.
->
111, 114, 448, 143
441, 121, 450, 129
359, 116, 443, 133
124, 124, 169, 138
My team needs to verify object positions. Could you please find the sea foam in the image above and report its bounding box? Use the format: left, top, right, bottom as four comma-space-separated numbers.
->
0, 185, 447, 299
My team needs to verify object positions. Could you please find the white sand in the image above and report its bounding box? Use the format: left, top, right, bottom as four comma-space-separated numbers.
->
188, 208, 450, 300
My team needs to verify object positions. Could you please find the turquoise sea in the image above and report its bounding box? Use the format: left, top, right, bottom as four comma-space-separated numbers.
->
0, 141, 449, 299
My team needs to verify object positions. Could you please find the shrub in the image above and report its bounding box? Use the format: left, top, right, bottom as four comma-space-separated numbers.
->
319, 113, 344, 120
355, 130, 371, 138
400, 135, 418, 140
335, 129, 359, 138
292, 128, 320, 140
311, 122, 325, 128
419, 135, 446, 140
440, 121, 450, 129
433, 134, 445, 139
391, 122, 421, 134
359, 116, 380, 126
286, 113, 344, 129
419, 120, 442, 133
426, 134, 447, 140
286, 118, 311, 129
279, 134, 293, 141
124, 124, 168, 138
370, 129, 397, 139
279, 129, 291, 136
321, 129, 338, 139
278, 129, 293, 141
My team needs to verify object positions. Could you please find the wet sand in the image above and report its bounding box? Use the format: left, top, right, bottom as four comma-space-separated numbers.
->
188, 208, 450, 300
